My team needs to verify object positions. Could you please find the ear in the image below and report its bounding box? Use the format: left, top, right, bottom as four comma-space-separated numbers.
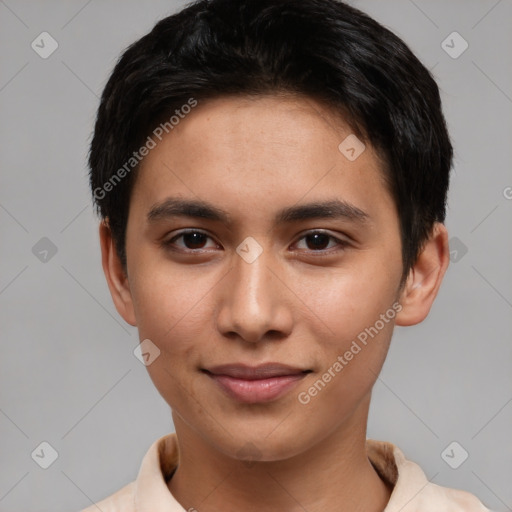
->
395, 222, 450, 326
99, 220, 137, 326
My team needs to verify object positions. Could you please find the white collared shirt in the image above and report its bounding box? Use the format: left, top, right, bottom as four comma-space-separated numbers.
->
80, 433, 490, 511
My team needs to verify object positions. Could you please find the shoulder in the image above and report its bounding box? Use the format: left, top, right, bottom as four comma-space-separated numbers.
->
75, 433, 179, 512
78, 481, 136, 512
366, 439, 491, 512
410, 481, 491, 511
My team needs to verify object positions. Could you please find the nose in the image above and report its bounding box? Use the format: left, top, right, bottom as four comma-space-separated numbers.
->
215, 245, 293, 344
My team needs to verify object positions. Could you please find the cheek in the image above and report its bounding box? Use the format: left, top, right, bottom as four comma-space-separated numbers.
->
295, 283, 396, 427
293, 264, 399, 410
128, 267, 211, 407
127, 263, 220, 396
129, 257, 215, 341
302, 266, 400, 350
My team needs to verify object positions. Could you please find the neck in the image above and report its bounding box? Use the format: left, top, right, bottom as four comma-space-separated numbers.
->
168, 396, 391, 512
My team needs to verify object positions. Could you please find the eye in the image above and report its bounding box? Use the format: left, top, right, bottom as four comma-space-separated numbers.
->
162, 229, 348, 255
163, 230, 219, 252
293, 231, 348, 253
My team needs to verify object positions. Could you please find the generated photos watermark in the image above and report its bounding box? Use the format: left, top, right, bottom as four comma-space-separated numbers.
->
298, 301, 403, 405
93, 97, 198, 201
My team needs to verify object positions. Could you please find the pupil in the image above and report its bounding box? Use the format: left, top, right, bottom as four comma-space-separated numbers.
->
307, 233, 329, 250
184, 232, 206, 249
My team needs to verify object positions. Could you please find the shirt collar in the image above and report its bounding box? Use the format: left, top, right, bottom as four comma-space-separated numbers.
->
132, 432, 480, 512
134, 433, 183, 511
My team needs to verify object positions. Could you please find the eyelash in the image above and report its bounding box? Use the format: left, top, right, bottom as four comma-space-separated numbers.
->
162, 229, 349, 256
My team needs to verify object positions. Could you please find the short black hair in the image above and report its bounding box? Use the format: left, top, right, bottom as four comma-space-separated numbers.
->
89, 0, 452, 281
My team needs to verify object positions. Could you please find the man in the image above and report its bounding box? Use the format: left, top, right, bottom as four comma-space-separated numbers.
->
82, 0, 490, 510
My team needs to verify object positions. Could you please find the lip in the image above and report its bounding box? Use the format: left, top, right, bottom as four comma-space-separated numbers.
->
203, 363, 311, 404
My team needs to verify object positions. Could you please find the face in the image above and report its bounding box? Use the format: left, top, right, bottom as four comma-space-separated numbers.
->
113, 94, 407, 460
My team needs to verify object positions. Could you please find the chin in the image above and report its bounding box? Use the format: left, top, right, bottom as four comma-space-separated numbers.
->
210, 426, 313, 463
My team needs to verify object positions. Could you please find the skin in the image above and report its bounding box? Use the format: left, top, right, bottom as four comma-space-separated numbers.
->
100, 94, 449, 512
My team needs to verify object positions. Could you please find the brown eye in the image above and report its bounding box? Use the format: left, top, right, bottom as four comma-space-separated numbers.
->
304, 233, 331, 250
293, 231, 348, 253
164, 230, 218, 252
180, 232, 208, 249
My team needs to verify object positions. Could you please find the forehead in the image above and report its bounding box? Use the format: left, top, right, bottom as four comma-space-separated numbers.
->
160, 94, 364, 165
130, 94, 394, 225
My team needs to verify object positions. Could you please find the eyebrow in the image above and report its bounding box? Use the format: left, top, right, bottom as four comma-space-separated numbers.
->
147, 197, 369, 225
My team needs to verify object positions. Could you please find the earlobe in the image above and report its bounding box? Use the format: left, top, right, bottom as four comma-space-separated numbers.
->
99, 221, 137, 326
395, 223, 450, 326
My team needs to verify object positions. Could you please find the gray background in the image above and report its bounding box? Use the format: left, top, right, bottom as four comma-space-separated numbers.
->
0, 0, 511, 511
